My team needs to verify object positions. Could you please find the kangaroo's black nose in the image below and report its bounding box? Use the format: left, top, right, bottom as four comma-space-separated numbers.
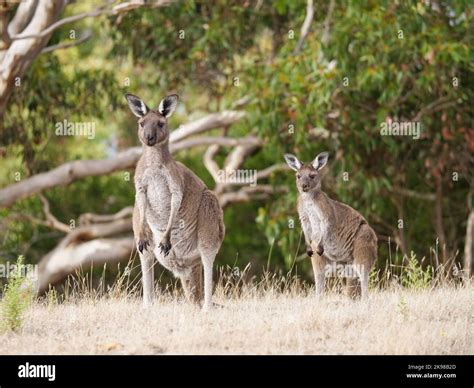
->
146, 134, 156, 145
302, 183, 309, 191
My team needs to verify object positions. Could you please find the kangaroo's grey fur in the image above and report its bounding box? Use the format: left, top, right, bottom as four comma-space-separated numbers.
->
284, 152, 377, 299
126, 93, 225, 309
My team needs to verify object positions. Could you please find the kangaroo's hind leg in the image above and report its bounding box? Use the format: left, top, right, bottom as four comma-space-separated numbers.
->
179, 261, 203, 304
197, 190, 225, 311
352, 224, 377, 299
310, 252, 327, 297
345, 276, 360, 299
133, 207, 156, 307
139, 249, 155, 307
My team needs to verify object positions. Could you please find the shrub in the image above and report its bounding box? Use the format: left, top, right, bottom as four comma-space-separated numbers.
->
1, 256, 33, 332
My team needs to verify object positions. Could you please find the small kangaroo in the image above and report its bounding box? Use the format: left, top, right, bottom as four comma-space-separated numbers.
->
125, 93, 225, 310
284, 152, 377, 299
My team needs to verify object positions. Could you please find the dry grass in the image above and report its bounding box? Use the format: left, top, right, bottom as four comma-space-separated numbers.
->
0, 276, 472, 355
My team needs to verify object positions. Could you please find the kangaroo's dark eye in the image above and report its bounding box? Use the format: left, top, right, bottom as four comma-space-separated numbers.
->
296, 174, 301, 179
139, 122, 144, 128
158, 122, 164, 128
309, 174, 316, 179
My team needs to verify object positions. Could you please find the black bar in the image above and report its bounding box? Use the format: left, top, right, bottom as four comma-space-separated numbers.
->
0, 355, 471, 386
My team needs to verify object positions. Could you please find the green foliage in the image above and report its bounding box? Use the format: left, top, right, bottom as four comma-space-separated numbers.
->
239, 0, 472, 265
400, 252, 433, 290
108, 1, 281, 98
2, 55, 121, 174
1, 256, 33, 332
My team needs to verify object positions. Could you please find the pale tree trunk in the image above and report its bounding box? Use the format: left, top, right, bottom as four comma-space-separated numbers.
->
0, 0, 65, 116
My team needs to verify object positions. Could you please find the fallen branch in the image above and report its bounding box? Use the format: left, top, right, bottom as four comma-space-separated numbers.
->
34, 236, 134, 293
79, 206, 134, 226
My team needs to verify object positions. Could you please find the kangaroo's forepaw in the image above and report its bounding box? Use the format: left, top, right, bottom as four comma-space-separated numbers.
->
317, 244, 324, 256
138, 238, 149, 253
158, 239, 171, 256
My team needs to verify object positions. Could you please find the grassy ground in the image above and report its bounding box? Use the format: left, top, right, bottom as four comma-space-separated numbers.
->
0, 282, 472, 355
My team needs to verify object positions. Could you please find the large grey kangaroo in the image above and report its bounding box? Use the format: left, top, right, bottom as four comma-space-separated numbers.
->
284, 152, 377, 299
125, 93, 225, 310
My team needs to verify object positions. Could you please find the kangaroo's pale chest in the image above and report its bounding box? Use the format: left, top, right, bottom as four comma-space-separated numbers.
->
138, 168, 171, 227
302, 200, 329, 239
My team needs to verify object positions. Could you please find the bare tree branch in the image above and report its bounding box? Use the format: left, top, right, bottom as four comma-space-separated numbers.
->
113, 0, 173, 13
219, 185, 287, 208
0, 147, 141, 208
411, 96, 458, 122
41, 28, 92, 54
293, 0, 314, 55
231, 95, 252, 109
257, 163, 289, 180
7, 212, 65, 232
79, 206, 134, 226
223, 142, 259, 174
321, 0, 335, 46
171, 135, 259, 153
388, 187, 436, 201
38, 193, 70, 233
170, 111, 246, 143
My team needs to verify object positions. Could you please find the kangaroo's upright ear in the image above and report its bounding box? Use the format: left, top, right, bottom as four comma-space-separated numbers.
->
158, 94, 179, 118
284, 153, 302, 172
312, 152, 329, 171
125, 94, 149, 118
